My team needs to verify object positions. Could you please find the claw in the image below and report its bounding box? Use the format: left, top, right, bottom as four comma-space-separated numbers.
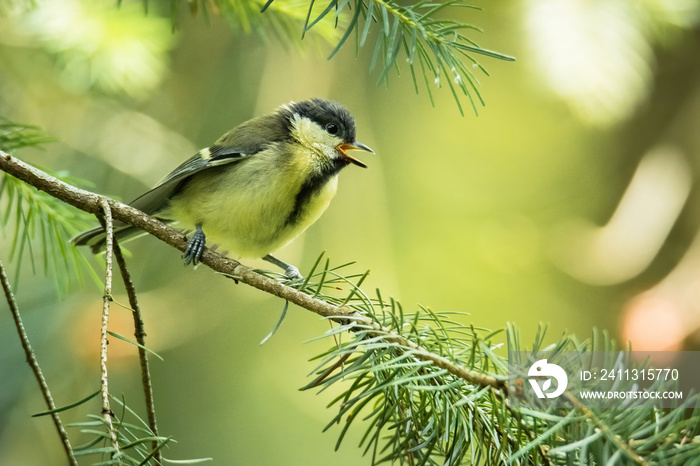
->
283, 264, 302, 280
263, 254, 303, 279
183, 225, 206, 266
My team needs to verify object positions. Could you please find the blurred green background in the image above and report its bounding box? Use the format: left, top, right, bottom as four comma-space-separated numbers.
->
2, 0, 700, 463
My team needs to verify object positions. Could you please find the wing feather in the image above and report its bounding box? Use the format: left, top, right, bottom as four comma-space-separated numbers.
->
130, 148, 249, 216
73, 110, 293, 251
134, 111, 291, 215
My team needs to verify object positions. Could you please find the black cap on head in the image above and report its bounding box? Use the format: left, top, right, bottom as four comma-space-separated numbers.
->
288, 98, 357, 144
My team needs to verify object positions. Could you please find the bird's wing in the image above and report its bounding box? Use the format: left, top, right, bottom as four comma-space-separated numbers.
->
129, 147, 251, 216
130, 111, 293, 216
71, 148, 249, 250
73, 112, 291, 250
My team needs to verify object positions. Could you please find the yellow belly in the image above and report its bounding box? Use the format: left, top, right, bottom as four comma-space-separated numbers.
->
167, 150, 339, 258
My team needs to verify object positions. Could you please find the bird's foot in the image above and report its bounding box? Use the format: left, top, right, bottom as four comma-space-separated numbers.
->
262, 254, 303, 280
183, 225, 206, 266
283, 264, 302, 280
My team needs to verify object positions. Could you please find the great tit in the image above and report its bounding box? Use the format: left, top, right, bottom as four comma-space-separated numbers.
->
72, 98, 373, 278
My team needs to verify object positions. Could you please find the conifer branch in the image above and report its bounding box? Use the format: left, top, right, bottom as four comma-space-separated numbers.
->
179, 0, 514, 113
4, 151, 700, 464
0, 152, 503, 392
564, 391, 649, 465
0, 124, 98, 294
1, 151, 518, 463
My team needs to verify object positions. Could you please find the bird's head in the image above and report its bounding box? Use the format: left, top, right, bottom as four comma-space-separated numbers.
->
285, 98, 373, 169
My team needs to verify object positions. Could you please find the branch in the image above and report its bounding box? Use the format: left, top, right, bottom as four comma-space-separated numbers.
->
0, 256, 78, 466
564, 391, 649, 465
258, 0, 515, 114
0, 151, 506, 395
113, 241, 162, 462
97, 198, 121, 459
4, 151, 697, 464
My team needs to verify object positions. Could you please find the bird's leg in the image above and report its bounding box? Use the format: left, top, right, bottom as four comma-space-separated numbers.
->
263, 254, 302, 279
183, 224, 206, 266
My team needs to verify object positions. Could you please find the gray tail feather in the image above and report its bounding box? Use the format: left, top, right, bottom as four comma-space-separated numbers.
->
71, 225, 147, 254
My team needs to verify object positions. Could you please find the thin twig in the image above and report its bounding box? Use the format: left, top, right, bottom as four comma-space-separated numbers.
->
113, 240, 162, 463
98, 198, 121, 459
0, 257, 78, 466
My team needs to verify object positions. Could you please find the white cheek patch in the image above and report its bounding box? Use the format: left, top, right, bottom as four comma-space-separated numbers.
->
290, 114, 338, 158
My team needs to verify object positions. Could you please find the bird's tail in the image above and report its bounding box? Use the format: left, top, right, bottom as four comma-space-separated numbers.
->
72, 224, 148, 254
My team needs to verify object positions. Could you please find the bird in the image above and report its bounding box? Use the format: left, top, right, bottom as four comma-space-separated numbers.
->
72, 98, 373, 278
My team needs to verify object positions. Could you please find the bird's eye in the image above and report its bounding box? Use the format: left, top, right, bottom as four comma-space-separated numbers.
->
325, 123, 339, 135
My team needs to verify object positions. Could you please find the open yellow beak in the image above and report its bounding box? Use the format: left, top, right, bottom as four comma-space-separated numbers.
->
337, 141, 374, 168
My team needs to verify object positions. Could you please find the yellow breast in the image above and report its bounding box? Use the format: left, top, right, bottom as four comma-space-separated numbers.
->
168, 144, 339, 258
